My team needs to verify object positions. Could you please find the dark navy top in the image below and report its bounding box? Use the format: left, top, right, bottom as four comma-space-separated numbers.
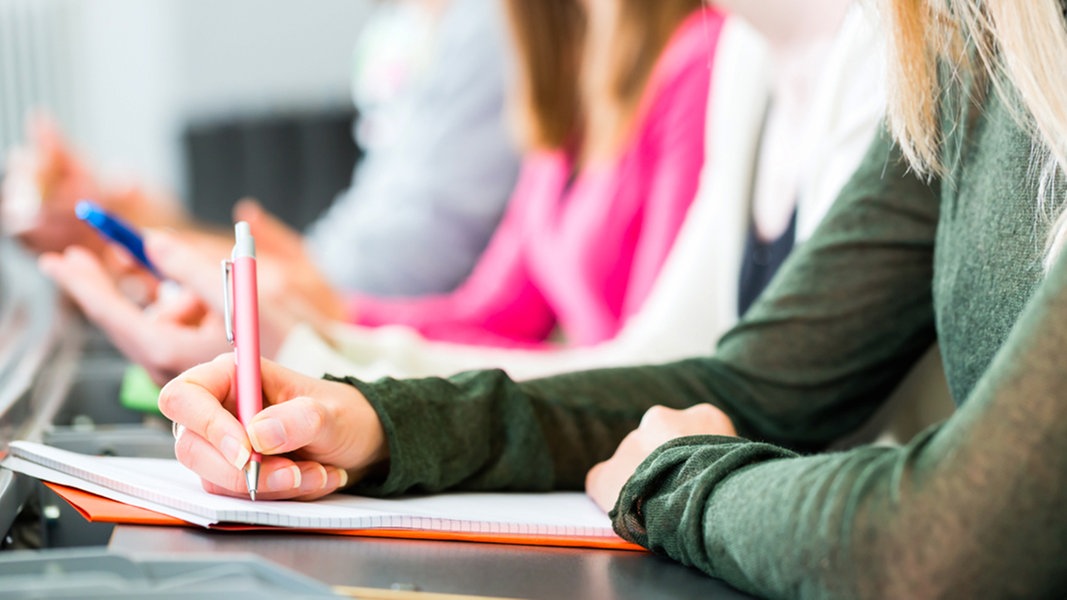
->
737, 209, 797, 316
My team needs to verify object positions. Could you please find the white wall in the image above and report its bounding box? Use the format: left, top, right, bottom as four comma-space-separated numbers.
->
58, 0, 372, 195
65, 1, 181, 191
175, 0, 373, 116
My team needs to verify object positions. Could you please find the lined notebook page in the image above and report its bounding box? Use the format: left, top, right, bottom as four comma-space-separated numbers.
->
4, 441, 617, 537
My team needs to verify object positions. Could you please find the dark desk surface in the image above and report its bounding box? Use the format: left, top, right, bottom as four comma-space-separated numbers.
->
109, 525, 755, 599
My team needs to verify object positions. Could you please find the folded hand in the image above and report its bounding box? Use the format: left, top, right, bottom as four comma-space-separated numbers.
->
585, 404, 737, 512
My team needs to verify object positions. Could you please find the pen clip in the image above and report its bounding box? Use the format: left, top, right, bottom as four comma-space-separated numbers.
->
221, 259, 234, 346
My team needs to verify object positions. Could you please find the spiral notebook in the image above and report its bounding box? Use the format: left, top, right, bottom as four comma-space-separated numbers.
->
3, 441, 640, 550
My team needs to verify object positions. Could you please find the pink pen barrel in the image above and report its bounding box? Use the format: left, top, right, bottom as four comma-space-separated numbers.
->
232, 253, 263, 466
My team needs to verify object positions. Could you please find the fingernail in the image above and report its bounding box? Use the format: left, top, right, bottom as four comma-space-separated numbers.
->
221, 435, 251, 470
249, 418, 286, 453
309, 464, 329, 491
266, 465, 301, 491
157, 279, 183, 302
333, 468, 349, 489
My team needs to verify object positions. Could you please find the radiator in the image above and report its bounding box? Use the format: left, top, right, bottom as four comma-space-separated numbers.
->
0, 0, 76, 154
183, 107, 360, 231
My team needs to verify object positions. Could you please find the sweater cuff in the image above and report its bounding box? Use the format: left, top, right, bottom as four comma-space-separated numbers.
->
324, 372, 505, 497
610, 436, 795, 564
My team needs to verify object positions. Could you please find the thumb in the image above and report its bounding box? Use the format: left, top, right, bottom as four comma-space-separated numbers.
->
247, 396, 328, 455
235, 198, 304, 256
144, 229, 226, 310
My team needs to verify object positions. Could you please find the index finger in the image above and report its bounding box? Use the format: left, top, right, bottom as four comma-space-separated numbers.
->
159, 354, 251, 470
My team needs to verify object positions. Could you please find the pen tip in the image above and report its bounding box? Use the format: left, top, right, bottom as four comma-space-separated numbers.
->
244, 461, 261, 502
74, 200, 92, 219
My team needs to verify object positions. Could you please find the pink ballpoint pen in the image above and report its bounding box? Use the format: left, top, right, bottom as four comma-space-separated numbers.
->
222, 222, 263, 501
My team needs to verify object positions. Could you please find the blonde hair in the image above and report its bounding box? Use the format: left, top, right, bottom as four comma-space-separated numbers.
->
503, 0, 704, 160
884, 0, 1067, 267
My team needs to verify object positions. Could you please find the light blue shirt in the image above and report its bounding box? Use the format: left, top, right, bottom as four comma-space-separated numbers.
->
304, 0, 519, 296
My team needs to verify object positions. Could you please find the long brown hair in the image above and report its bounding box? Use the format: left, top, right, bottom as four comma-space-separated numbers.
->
582, 0, 704, 161
503, 0, 586, 153
503, 0, 704, 160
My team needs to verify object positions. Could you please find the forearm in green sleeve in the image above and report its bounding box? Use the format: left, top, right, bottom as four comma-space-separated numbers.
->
612, 436, 905, 598
332, 364, 714, 496
687, 125, 942, 449
612, 244, 1067, 599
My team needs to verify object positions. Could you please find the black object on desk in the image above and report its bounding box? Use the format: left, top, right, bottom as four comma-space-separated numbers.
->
110, 525, 757, 599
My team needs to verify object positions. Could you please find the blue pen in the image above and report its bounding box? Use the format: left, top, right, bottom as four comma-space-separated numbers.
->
75, 200, 161, 278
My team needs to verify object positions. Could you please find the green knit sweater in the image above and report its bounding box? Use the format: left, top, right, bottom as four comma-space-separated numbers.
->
339, 79, 1067, 598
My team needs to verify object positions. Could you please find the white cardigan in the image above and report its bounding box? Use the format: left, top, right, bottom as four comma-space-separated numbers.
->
276, 8, 887, 382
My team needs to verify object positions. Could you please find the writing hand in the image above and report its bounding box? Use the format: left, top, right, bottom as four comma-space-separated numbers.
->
585, 404, 737, 512
159, 355, 388, 501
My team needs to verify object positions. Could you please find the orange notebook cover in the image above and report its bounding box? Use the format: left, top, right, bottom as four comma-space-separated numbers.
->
48, 478, 640, 550
44, 482, 642, 551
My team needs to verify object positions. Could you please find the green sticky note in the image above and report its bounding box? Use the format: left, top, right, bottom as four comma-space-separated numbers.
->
119, 365, 162, 414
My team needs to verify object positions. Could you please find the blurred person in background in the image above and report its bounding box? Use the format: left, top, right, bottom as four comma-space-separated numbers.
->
3, 0, 519, 296
318, 0, 716, 348
35, 0, 721, 384
266, 0, 889, 383
114, 0, 883, 390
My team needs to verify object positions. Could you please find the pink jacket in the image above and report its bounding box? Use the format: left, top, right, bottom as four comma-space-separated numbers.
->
351, 10, 723, 349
